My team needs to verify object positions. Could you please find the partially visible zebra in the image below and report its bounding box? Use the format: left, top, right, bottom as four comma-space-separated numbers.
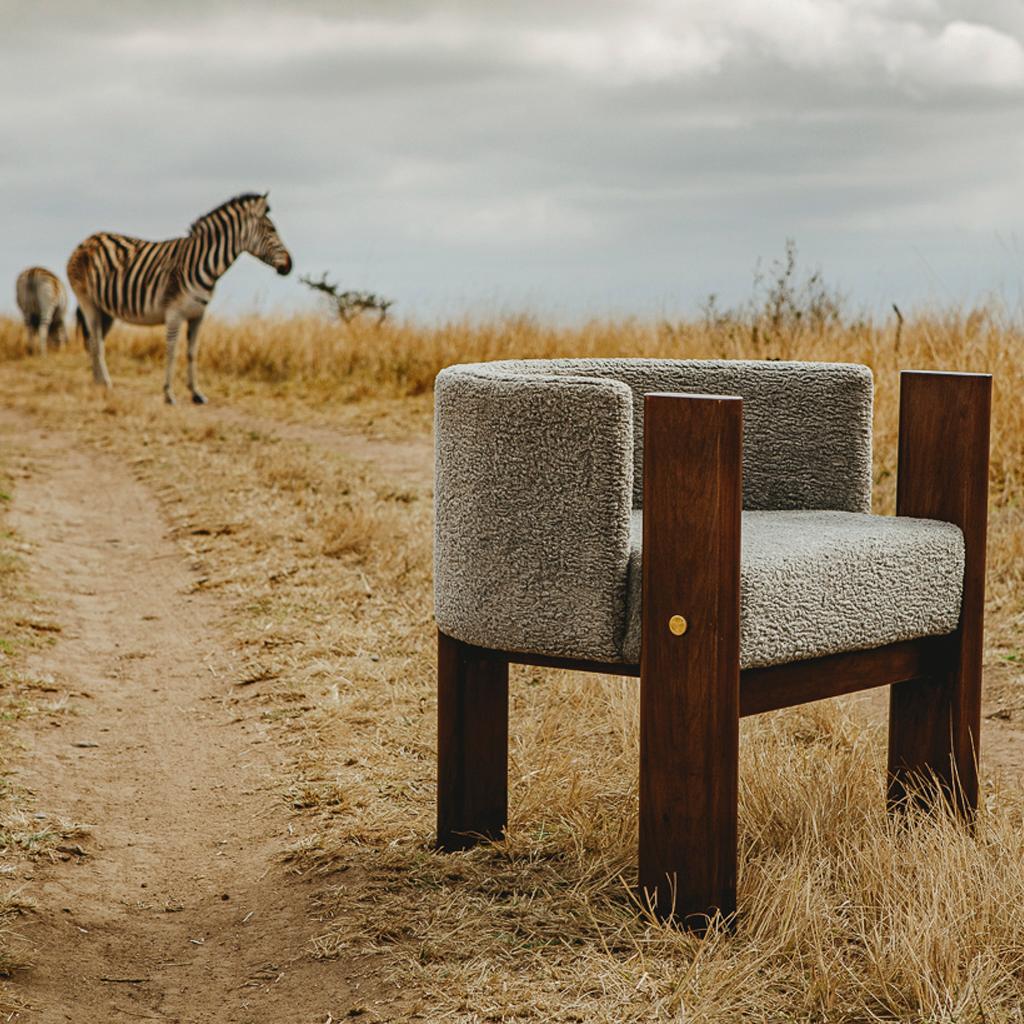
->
67, 192, 292, 404
16, 267, 68, 354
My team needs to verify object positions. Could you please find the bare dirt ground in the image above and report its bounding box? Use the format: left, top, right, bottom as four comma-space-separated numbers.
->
0, 408, 388, 1023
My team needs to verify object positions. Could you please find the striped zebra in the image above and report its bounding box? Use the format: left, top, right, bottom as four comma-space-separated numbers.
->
16, 267, 68, 354
67, 192, 292, 404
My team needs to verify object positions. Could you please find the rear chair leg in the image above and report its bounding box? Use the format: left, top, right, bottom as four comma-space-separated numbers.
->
889, 653, 976, 811
436, 631, 509, 851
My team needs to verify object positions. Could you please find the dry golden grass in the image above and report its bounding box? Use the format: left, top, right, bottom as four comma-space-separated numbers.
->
0, 303, 1023, 1020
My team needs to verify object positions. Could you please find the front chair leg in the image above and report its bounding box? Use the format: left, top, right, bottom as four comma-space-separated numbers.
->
639, 392, 743, 927
436, 631, 509, 851
888, 370, 991, 817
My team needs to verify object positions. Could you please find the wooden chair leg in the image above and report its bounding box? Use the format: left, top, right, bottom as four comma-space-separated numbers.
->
888, 371, 991, 816
638, 392, 742, 926
436, 630, 509, 850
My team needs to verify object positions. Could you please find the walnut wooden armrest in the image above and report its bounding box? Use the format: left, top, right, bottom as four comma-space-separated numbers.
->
889, 370, 992, 813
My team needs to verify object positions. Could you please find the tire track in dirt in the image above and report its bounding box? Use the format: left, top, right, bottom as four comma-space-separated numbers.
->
0, 410, 376, 1023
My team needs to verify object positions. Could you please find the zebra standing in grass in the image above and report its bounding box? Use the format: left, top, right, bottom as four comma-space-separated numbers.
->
67, 192, 292, 404
16, 267, 68, 354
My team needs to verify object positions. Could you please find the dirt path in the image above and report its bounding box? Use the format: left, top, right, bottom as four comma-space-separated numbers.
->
0, 411, 373, 1023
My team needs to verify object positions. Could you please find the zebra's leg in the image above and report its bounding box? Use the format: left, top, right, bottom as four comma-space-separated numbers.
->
186, 316, 207, 405
84, 308, 112, 388
164, 314, 184, 405
37, 311, 53, 356
51, 314, 67, 350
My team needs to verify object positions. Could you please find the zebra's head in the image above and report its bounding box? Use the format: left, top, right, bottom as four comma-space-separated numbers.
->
243, 193, 292, 276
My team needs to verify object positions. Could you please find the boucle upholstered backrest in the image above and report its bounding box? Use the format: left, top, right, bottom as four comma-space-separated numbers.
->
439, 359, 873, 512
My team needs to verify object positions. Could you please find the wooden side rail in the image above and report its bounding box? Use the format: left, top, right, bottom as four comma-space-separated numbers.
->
740, 638, 934, 716
495, 636, 940, 717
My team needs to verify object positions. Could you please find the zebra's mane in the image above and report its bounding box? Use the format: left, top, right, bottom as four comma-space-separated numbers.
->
189, 193, 265, 234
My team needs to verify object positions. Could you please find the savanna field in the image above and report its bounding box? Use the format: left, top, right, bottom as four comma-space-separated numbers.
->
0, 295, 1023, 1021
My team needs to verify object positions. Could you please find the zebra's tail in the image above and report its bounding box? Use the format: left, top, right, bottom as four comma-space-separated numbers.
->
75, 307, 89, 349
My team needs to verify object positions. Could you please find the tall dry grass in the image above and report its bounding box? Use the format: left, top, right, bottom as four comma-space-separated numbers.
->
1, 298, 1023, 1019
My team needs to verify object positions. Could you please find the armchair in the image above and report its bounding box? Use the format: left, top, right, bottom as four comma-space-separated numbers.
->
433, 359, 990, 927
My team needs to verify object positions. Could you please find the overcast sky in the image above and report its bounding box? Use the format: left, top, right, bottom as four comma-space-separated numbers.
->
3, 0, 1024, 320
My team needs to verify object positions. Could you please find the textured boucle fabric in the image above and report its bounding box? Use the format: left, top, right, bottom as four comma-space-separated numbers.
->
622, 510, 964, 668
434, 359, 904, 664
434, 367, 634, 661
440, 359, 874, 512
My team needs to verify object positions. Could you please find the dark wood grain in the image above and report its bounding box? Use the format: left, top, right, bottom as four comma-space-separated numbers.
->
888, 371, 991, 815
503, 639, 936, 717
436, 630, 509, 850
739, 638, 935, 716
503, 649, 641, 677
638, 392, 742, 926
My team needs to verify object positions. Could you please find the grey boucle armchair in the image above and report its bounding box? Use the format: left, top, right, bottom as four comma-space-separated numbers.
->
433, 359, 991, 927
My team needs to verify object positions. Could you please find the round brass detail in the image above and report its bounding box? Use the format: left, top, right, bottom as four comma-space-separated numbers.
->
668, 615, 688, 636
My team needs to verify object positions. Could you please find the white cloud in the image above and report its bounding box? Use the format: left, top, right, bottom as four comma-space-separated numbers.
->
520, 23, 731, 82
108, 12, 479, 62
98, 3, 1024, 97
886, 19, 1024, 89
669, 0, 1024, 94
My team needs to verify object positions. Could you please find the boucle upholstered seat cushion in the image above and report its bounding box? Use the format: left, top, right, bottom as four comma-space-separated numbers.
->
622, 510, 964, 668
